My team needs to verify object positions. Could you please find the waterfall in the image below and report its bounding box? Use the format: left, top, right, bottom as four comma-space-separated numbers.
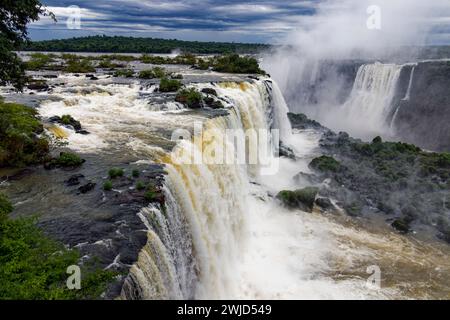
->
121, 79, 396, 300
267, 80, 294, 145
389, 64, 417, 132
402, 64, 417, 101
332, 62, 403, 139
122, 79, 288, 299
121, 193, 198, 300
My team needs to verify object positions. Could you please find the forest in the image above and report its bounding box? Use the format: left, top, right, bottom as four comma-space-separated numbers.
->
23, 35, 271, 54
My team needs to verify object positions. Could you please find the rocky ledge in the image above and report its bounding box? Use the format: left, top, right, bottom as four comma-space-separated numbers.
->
281, 113, 450, 243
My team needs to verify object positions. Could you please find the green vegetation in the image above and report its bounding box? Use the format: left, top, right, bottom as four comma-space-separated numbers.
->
212, 54, 266, 74
63, 58, 95, 73
136, 181, 145, 191
138, 69, 156, 79
420, 152, 450, 178
103, 181, 113, 191
98, 54, 136, 62
309, 156, 341, 172
25, 52, 56, 71
353, 137, 422, 159
20, 52, 266, 75
140, 53, 203, 66
132, 169, 140, 178
60, 115, 81, 129
97, 59, 124, 69
23, 36, 270, 55
159, 78, 183, 92
0, 1, 51, 89
113, 69, 134, 78
151, 67, 166, 78
0, 101, 49, 167
0, 193, 115, 300
0, 193, 13, 222
140, 55, 168, 64
144, 191, 157, 202
175, 88, 203, 108
108, 168, 124, 179
53, 152, 84, 167
277, 187, 319, 212
138, 67, 166, 79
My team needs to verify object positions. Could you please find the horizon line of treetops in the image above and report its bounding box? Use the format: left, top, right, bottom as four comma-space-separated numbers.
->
23, 35, 272, 54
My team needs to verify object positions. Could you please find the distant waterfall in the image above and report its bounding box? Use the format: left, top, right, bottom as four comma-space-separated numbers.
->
335, 63, 403, 138
122, 79, 292, 299
266, 80, 294, 144
402, 64, 417, 101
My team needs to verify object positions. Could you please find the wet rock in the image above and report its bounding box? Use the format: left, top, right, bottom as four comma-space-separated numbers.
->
65, 174, 85, 186
209, 100, 225, 109
27, 81, 49, 91
293, 172, 321, 185
1, 169, 35, 181
280, 143, 296, 160
315, 197, 334, 211
48, 115, 61, 123
288, 112, 324, 130
43, 162, 57, 170
201, 88, 218, 96
78, 182, 96, 194
391, 219, 410, 234
48, 115, 89, 134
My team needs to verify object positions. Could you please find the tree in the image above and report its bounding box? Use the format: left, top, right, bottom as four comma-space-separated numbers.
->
0, 1, 54, 90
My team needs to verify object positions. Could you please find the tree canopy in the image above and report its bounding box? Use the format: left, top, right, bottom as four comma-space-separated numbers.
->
24, 35, 270, 55
0, 0, 53, 89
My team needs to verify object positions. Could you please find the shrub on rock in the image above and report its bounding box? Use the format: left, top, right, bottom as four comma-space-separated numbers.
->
309, 156, 341, 173
159, 78, 182, 92
0, 101, 49, 167
277, 187, 319, 212
53, 152, 85, 168
175, 88, 203, 108
108, 168, 124, 179
103, 180, 113, 191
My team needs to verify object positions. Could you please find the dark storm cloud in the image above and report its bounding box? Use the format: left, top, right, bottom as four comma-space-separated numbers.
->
30, 1, 449, 44
30, 0, 319, 42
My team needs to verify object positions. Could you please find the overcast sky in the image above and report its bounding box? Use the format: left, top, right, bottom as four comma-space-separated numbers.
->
30, 0, 450, 44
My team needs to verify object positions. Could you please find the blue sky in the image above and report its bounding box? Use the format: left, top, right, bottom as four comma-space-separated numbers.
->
30, 0, 450, 44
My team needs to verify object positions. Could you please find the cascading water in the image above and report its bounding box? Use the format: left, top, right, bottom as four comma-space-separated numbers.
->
269, 60, 407, 141
336, 63, 403, 138
390, 64, 417, 131
120, 79, 404, 300
122, 80, 277, 299
402, 64, 417, 102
